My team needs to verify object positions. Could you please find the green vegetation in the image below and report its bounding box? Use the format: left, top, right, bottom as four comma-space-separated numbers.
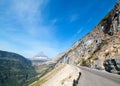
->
77, 58, 93, 67
35, 63, 55, 76
0, 50, 37, 86
30, 64, 65, 86
80, 58, 87, 66
61, 75, 72, 85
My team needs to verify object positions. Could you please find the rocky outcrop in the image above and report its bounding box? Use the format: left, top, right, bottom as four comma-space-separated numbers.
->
56, 1, 120, 74
103, 58, 120, 74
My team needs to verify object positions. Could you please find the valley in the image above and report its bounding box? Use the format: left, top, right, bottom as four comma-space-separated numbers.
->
0, 0, 120, 86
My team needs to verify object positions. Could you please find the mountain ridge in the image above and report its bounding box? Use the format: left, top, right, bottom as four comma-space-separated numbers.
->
56, 1, 120, 74
0, 50, 37, 86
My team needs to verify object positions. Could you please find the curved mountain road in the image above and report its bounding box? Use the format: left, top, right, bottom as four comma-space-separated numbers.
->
77, 67, 120, 86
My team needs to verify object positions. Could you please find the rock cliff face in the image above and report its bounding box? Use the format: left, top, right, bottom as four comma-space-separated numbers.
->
56, 1, 120, 74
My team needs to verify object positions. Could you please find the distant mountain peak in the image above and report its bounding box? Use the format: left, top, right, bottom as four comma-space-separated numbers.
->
34, 51, 48, 58
30, 52, 50, 61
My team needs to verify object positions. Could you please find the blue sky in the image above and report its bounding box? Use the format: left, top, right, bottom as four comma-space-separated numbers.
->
0, 0, 117, 58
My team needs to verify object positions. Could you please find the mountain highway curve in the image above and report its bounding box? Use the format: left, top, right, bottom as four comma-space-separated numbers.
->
77, 67, 120, 86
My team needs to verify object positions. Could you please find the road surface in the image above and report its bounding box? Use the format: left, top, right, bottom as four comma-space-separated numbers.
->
77, 67, 120, 86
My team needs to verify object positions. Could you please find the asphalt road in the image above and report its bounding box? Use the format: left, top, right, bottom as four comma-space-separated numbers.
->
77, 67, 120, 86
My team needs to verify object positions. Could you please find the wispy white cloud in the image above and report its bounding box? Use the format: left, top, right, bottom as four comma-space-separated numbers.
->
11, 0, 47, 22
77, 28, 82, 34
0, 0, 116, 59
74, 28, 83, 37
0, 0, 62, 58
69, 14, 79, 23
7, 0, 50, 36
51, 19, 58, 25
0, 34, 60, 58
74, 17, 92, 37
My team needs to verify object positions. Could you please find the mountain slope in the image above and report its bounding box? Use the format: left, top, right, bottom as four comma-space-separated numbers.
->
30, 64, 80, 86
56, 1, 120, 74
0, 50, 37, 86
30, 1, 120, 86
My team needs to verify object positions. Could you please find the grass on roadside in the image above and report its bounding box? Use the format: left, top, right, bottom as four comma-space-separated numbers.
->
29, 64, 65, 86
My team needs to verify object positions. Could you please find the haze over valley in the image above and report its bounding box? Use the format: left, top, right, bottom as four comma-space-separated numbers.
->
0, 0, 120, 86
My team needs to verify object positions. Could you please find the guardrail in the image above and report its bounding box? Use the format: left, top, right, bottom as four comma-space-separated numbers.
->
73, 72, 81, 86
